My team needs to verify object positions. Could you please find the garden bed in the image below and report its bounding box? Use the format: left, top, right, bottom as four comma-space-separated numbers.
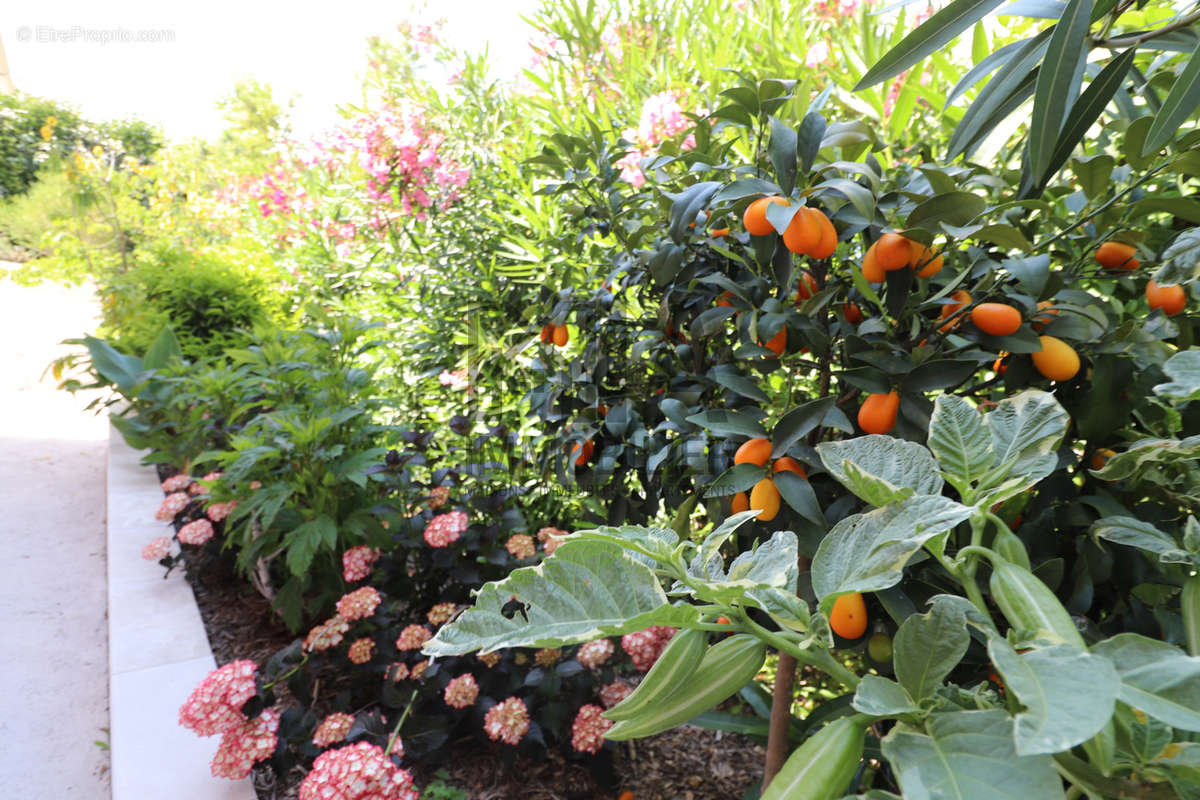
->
179, 544, 765, 800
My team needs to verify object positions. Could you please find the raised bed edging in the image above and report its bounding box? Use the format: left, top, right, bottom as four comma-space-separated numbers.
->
106, 423, 256, 800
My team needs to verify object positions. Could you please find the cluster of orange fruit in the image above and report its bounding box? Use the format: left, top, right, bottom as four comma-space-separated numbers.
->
743, 196, 837, 259
539, 323, 570, 347
1095, 241, 1187, 315
727, 437, 806, 522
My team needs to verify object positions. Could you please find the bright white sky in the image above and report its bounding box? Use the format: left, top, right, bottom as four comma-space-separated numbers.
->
4, 0, 543, 142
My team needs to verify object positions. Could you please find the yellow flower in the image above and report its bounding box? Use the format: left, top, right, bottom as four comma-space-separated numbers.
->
92, 145, 104, 157
45, 115, 57, 126
40, 125, 53, 141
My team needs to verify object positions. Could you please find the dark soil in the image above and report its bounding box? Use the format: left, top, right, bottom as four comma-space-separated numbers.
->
178, 525, 764, 800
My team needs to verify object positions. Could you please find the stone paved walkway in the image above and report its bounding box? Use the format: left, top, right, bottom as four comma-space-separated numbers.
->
0, 274, 111, 796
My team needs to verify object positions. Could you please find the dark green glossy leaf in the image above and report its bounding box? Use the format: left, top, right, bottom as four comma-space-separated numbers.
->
1029, 0, 1092, 180
1143, 41, 1200, 156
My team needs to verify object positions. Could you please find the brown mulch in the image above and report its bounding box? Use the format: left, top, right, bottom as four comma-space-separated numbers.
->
179, 549, 765, 800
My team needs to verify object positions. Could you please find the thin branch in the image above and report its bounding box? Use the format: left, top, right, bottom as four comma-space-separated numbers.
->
1092, 8, 1200, 47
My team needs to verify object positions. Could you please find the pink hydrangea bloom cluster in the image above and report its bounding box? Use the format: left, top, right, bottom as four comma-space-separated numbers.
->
155, 491, 191, 521
428, 486, 450, 509
312, 712, 355, 747
336, 587, 382, 621
142, 536, 171, 561
304, 617, 351, 653
483, 697, 530, 745
206, 501, 239, 522
297, 742, 418, 800
570, 704, 613, 754
387, 662, 410, 682
599, 680, 633, 709
621, 626, 678, 671
395, 624, 431, 651
505, 534, 536, 560
615, 92, 698, 188
426, 602, 458, 626
423, 511, 467, 548
179, 660, 259, 737
443, 673, 479, 709
178, 519, 215, 546
211, 708, 280, 779
161, 474, 192, 493
347, 638, 375, 664
342, 545, 381, 582
410, 660, 429, 680
537, 526, 567, 556
576, 639, 614, 670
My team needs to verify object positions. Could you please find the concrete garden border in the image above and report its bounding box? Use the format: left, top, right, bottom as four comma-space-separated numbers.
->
106, 423, 256, 800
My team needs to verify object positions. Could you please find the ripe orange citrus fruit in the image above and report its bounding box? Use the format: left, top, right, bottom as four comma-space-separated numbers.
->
710, 227, 730, 238
843, 303, 864, 324
1032, 301, 1059, 331
971, 303, 1022, 336
783, 207, 822, 255
540, 324, 553, 343
993, 353, 1008, 375
717, 290, 735, 308
862, 246, 886, 283
908, 241, 943, 277
764, 326, 787, 357
570, 439, 594, 466
731, 491, 749, 514
1146, 281, 1186, 315
939, 290, 972, 331
749, 478, 781, 522
1095, 241, 1139, 271
552, 324, 569, 347
1090, 448, 1115, 470
830, 592, 868, 639
1032, 335, 1081, 381
875, 233, 910, 271
796, 272, 818, 302
734, 437, 772, 466
772, 457, 807, 478
808, 210, 838, 259
743, 196, 787, 236
858, 391, 900, 434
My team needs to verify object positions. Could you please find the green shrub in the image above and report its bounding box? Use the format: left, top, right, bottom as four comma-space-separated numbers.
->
102, 245, 283, 358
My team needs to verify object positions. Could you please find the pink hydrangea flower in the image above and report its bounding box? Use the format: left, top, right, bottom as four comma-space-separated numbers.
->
304, 617, 351, 653
155, 492, 190, 521
179, 660, 258, 737
206, 501, 239, 522
483, 697, 530, 745
336, 587, 382, 621
571, 704, 613, 754
312, 712, 355, 747
426, 602, 458, 626
599, 680, 633, 709
188, 481, 207, 496
505, 534, 536, 560
142, 536, 171, 561
537, 526, 567, 556
395, 624, 431, 651
348, 638, 375, 665
410, 660, 429, 680
161, 474, 192, 493
427, 486, 450, 509
178, 519, 215, 546
577, 639, 614, 670
342, 545, 381, 582
387, 662, 410, 682
423, 511, 467, 547
297, 742, 418, 800
534, 648, 560, 667
443, 673, 479, 709
621, 626, 677, 671
211, 708, 280, 779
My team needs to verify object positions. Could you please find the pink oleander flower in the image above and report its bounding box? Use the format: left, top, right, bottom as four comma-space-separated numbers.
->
304, 616, 351, 653
805, 40, 830, 68
428, 486, 450, 509
443, 673, 479, 709
179, 660, 258, 737
211, 708, 280, 779
342, 545, 381, 582
599, 680, 633, 709
348, 638, 375, 665
537, 526, 567, 556
249, 481, 262, 490
534, 648, 560, 667
313, 712, 355, 747
161, 474, 192, 493
483, 697, 530, 745
505, 534, 536, 560
571, 704, 612, 754
336, 587, 382, 621
423, 511, 467, 548
577, 639, 614, 670
298, 742, 418, 800
142, 536, 171, 561
478, 651, 501, 668
178, 519, 215, 546
206, 501, 239, 522
387, 662, 410, 682
395, 624, 431, 651
621, 626, 677, 671
426, 602, 457, 626
155, 491, 190, 521
437, 368, 469, 391
410, 660, 429, 680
